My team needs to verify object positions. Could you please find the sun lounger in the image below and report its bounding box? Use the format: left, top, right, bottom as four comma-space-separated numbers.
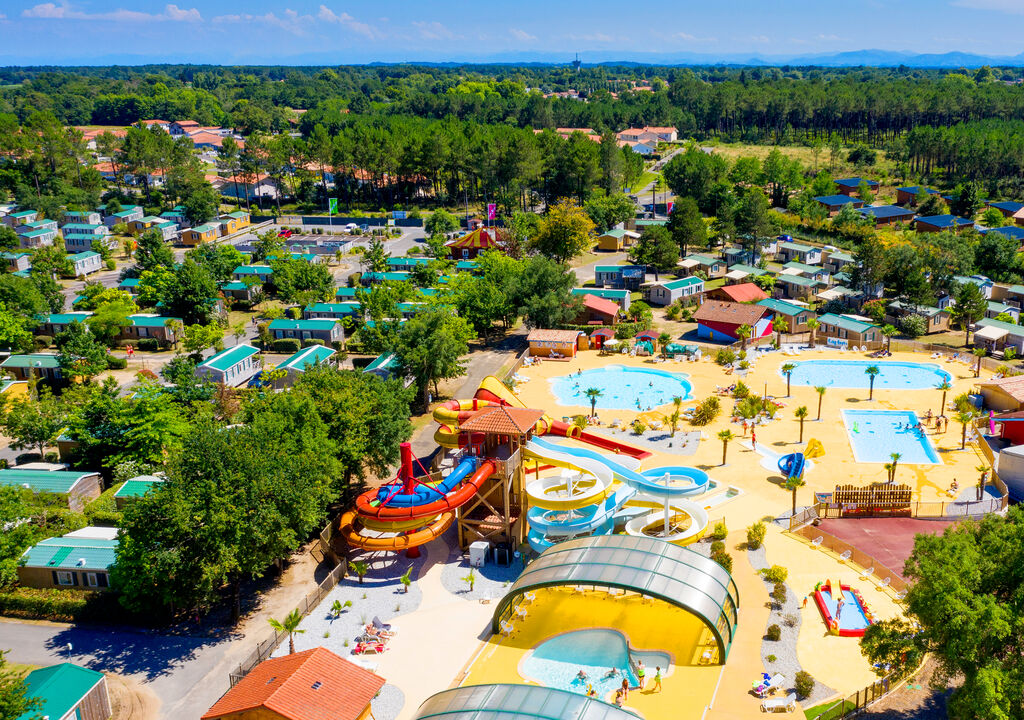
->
860, 566, 874, 579
762, 692, 797, 713
500, 620, 515, 637
880, 577, 891, 589
523, 591, 536, 604
811, 536, 823, 548
372, 616, 394, 633
515, 605, 529, 619
839, 550, 852, 562
353, 642, 385, 655
895, 590, 907, 601
754, 674, 786, 698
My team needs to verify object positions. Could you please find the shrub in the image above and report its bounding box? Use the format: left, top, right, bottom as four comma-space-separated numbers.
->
106, 355, 127, 369
746, 521, 767, 550
715, 348, 736, 366
710, 540, 725, 555
631, 420, 646, 435
105, 259, 116, 271
766, 654, 777, 663
898, 314, 927, 339
733, 381, 750, 398
0, 587, 117, 623
137, 338, 159, 352
760, 565, 789, 584
665, 304, 681, 321
784, 614, 798, 628
689, 396, 721, 426
772, 582, 787, 607
271, 338, 302, 354
87, 509, 122, 527
766, 624, 781, 641
795, 671, 815, 698
306, 338, 325, 346
711, 521, 728, 540
711, 550, 733, 573
34, 335, 52, 349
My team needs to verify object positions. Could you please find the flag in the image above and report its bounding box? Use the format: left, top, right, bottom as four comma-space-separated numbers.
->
487, 203, 496, 220
328, 198, 338, 214
667, 200, 675, 215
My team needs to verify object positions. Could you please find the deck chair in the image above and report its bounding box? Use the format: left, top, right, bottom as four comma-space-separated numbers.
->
859, 565, 874, 579
762, 692, 797, 713
839, 550, 852, 562
811, 536, 823, 548
372, 616, 392, 631
500, 620, 515, 637
880, 577, 891, 589
515, 605, 529, 619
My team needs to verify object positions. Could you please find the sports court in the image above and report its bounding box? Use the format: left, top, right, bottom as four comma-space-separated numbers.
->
817, 517, 960, 579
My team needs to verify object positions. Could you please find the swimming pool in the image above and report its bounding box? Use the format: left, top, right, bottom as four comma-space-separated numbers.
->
783, 360, 950, 390
841, 410, 941, 464
520, 629, 670, 698
814, 581, 875, 636
550, 365, 692, 411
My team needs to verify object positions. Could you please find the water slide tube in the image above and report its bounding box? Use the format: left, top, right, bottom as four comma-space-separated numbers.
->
526, 488, 638, 553
778, 452, 806, 481
354, 456, 497, 521
339, 510, 455, 552
622, 493, 709, 546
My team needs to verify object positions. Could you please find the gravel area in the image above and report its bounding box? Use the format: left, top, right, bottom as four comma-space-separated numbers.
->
587, 426, 702, 456
440, 551, 524, 602
371, 684, 405, 720
747, 544, 837, 706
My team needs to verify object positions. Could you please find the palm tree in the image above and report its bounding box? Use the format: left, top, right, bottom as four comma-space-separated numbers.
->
658, 332, 672, 358
584, 387, 603, 417
936, 380, 953, 415
669, 409, 681, 437
806, 318, 820, 348
814, 386, 827, 420
349, 560, 369, 584
795, 405, 809, 443
718, 429, 735, 465
976, 464, 989, 501
673, 396, 683, 413
268, 608, 305, 654
400, 566, 413, 593
773, 315, 789, 347
881, 324, 898, 353
785, 474, 805, 516
865, 365, 880, 400
973, 347, 986, 378
889, 452, 902, 483
462, 568, 476, 592
956, 410, 975, 449
782, 363, 796, 396
737, 324, 752, 351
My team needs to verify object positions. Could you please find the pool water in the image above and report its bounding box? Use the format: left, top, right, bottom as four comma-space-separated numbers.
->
783, 360, 950, 390
841, 410, 941, 464
520, 629, 670, 698
820, 588, 872, 631
550, 365, 692, 411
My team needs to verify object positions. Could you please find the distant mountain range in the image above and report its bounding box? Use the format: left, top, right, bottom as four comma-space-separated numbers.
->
4, 48, 1024, 68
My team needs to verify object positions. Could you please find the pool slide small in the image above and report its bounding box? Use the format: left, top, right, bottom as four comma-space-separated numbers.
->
778, 452, 806, 481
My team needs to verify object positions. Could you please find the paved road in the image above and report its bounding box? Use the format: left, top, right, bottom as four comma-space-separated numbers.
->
571, 251, 628, 285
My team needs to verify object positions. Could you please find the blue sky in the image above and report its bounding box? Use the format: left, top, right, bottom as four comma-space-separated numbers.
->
2, 0, 1024, 64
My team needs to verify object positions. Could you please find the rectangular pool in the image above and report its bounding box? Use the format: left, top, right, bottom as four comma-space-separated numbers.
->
840, 409, 942, 464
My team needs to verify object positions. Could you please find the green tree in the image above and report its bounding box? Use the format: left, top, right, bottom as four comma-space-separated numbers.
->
718, 429, 734, 465
55, 321, 109, 381
0, 227, 19, 252
949, 281, 988, 346
865, 365, 880, 400
268, 608, 306, 654
666, 196, 707, 258
583, 194, 634, 233
392, 309, 476, 409
161, 258, 218, 325
514, 256, 579, 329
785, 473, 805, 516
937, 380, 953, 415
182, 182, 220, 226
662, 146, 729, 214
86, 296, 137, 347
815, 386, 826, 421
0, 302, 36, 353
1, 391, 65, 456
956, 410, 975, 449
794, 405, 808, 443
585, 387, 603, 416
628, 225, 679, 272
881, 324, 899, 352
531, 198, 595, 263
361, 236, 390, 273
135, 227, 174, 272
183, 323, 225, 355
736, 324, 752, 351
733, 189, 775, 261
0, 650, 39, 720
951, 181, 982, 219
425, 209, 459, 239
773, 315, 789, 347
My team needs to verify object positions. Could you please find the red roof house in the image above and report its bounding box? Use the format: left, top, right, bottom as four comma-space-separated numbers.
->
576, 294, 620, 325
691, 300, 772, 342
201, 647, 385, 720
708, 282, 768, 304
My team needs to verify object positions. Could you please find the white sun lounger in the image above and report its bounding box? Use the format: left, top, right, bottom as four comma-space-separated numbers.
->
839, 550, 852, 562
500, 620, 515, 637
860, 566, 874, 579
761, 692, 797, 713
880, 577, 891, 589
811, 536, 823, 548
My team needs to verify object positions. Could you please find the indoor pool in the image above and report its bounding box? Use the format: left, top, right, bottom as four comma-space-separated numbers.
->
520, 629, 670, 697
783, 360, 950, 390
841, 410, 941, 464
550, 365, 692, 410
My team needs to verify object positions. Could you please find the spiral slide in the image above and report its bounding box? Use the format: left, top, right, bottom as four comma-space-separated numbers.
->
778, 452, 806, 481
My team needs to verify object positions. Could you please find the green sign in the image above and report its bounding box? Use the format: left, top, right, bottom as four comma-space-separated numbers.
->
328, 198, 338, 214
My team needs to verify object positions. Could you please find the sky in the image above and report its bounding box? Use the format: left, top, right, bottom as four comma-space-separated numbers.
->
3, 0, 1024, 65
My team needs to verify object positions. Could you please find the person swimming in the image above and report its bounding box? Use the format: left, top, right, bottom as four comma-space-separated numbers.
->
604, 668, 620, 679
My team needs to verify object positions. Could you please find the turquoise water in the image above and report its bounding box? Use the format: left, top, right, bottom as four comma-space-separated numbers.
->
550, 365, 692, 410
841, 410, 941, 464
784, 360, 950, 390
520, 629, 670, 698
820, 588, 872, 631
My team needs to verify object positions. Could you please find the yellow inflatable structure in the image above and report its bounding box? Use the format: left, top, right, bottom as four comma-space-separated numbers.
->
805, 438, 825, 459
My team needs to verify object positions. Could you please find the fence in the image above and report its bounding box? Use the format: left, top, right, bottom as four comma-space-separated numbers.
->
789, 523, 909, 594
809, 668, 906, 720
227, 562, 346, 686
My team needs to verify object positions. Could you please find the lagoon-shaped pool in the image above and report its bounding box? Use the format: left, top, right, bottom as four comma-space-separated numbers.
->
550, 365, 692, 410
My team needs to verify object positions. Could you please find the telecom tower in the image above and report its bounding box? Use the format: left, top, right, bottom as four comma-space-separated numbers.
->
572, 53, 581, 73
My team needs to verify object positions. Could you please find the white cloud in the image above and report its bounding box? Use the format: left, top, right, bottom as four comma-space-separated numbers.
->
22, 2, 200, 21
749, 35, 771, 43
509, 28, 537, 42
413, 21, 454, 40
816, 33, 840, 41
676, 32, 717, 42
951, 0, 1024, 12
317, 6, 377, 38
213, 6, 377, 38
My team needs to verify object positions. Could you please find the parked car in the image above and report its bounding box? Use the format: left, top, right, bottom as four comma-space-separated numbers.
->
278, 229, 293, 238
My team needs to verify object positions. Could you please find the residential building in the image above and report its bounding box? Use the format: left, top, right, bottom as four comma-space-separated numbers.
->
117, 278, 141, 295
834, 177, 879, 197
17, 221, 59, 248
18, 663, 111, 720
276, 345, 337, 387
814, 195, 864, 215
915, 215, 975, 233
816, 313, 880, 347
37, 312, 92, 337
303, 302, 362, 321
102, 205, 143, 227
361, 271, 412, 285
596, 228, 640, 251
975, 317, 1024, 354
62, 223, 113, 253
527, 329, 585, 358
977, 375, 1024, 412
18, 526, 117, 590
233, 265, 274, 283
782, 262, 830, 284
69, 251, 103, 276
987, 300, 1020, 322
626, 218, 667, 232
886, 300, 952, 334
62, 210, 101, 225
757, 298, 816, 333
594, 265, 645, 290
619, 140, 656, 155
387, 256, 432, 273
575, 294, 620, 326
127, 215, 161, 235
642, 276, 704, 307
159, 205, 190, 228
692, 300, 772, 342
169, 119, 201, 135
0, 468, 102, 511
722, 247, 755, 266
268, 319, 344, 345
897, 186, 940, 206
363, 351, 409, 383
724, 264, 769, 284
456, 259, 478, 273
219, 176, 281, 202
823, 250, 856, 275
775, 241, 822, 265
988, 200, 1024, 224
201, 647, 385, 720
955, 274, 995, 299
707, 282, 768, 304
858, 205, 915, 227
774, 273, 823, 300
0, 353, 63, 382
181, 223, 220, 246
445, 227, 503, 259
984, 225, 1024, 249
220, 211, 251, 234
1, 251, 30, 273
3, 209, 38, 227
120, 315, 182, 346
816, 285, 865, 309
570, 287, 631, 311
196, 344, 261, 386
678, 254, 726, 278
113, 475, 164, 509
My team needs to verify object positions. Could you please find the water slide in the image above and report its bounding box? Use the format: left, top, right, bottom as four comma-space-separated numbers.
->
778, 452, 806, 481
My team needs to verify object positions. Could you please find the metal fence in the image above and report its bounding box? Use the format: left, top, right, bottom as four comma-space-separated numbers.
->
790, 523, 909, 594
227, 562, 346, 686
809, 669, 905, 720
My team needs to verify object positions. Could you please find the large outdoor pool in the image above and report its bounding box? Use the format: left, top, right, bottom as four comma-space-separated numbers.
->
550, 365, 692, 410
520, 629, 670, 698
783, 360, 951, 390
841, 409, 942, 464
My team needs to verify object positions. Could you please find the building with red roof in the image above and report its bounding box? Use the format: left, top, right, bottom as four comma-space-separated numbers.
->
202, 647, 385, 720
575, 293, 620, 326
707, 282, 769, 304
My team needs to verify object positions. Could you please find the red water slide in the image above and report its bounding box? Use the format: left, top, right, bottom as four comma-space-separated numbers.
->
354, 460, 496, 521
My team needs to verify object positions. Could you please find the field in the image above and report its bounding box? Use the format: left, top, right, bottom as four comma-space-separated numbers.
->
704, 141, 896, 182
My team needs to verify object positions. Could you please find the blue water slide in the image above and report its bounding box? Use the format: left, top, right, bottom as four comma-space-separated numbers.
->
527, 437, 709, 498
375, 456, 478, 507
778, 452, 806, 480
527, 486, 637, 538
528, 516, 616, 554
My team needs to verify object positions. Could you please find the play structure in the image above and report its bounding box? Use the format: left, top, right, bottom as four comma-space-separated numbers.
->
813, 580, 876, 636
777, 452, 806, 482
340, 376, 726, 556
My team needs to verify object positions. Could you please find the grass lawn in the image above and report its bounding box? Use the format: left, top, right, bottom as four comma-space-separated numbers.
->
704, 277, 727, 291
636, 170, 660, 190
705, 141, 894, 178
802, 698, 856, 720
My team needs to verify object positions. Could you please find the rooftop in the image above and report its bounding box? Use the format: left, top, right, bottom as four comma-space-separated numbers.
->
915, 214, 974, 228
19, 664, 106, 720
777, 241, 814, 252
269, 319, 339, 332
581, 293, 621, 316
527, 329, 585, 343
113, 476, 163, 499
757, 298, 811, 317
818, 312, 878, 333
278, 345, 336, 372
691, 299, 769, 326
200, 344, 260, 372
835, 177, 879, 188
459, 405, 546, 435
713, 282, 768, 303
658, 276, 704, 290
0, 353, 60, 369
859, 205, 914, 219
815, 194, 861, 205
0, 468, 96, 494
727, 263, 769, 277
234, 265, 274, 275
20, 534, 117, 570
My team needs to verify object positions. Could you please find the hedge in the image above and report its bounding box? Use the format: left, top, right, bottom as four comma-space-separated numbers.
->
34, 335, 52, 349
272, 338, 301, 354
0, 587, 116, 623
106, 355, 128, 369
137, 338, 159, 352
305, 339, 325, 346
